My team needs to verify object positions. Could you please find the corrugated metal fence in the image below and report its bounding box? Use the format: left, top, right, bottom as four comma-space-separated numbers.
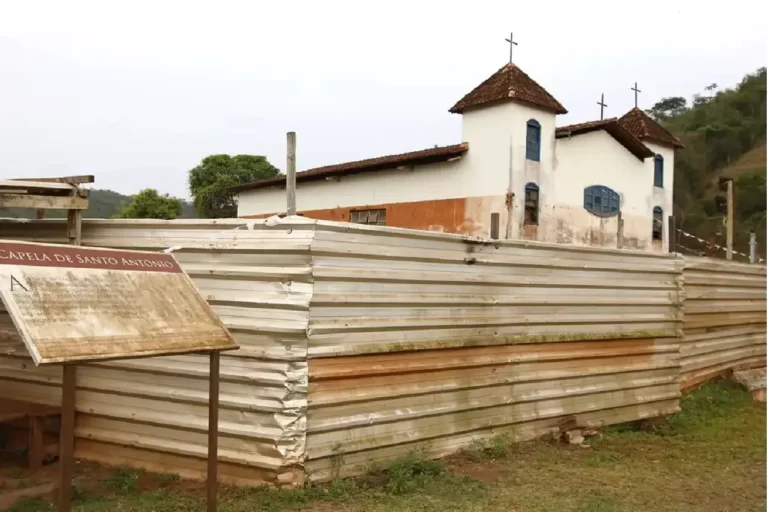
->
0, 217, 764, 485
304, 223, 684, 480
680, 257, 766, 391
0, 218, 312, 486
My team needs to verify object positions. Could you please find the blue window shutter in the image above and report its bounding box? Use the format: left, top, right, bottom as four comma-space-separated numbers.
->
654, 155, 664, 187
526, 120, 541, 161
583, 185, 620, 217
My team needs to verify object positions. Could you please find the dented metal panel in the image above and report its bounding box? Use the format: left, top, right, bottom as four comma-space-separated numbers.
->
0, 218, 311, 487
302, 221, 684, 481
681, 257, 766, 390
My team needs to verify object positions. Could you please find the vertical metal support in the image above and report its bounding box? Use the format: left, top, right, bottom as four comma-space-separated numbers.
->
58, 365, 76, 512
29, 416, 43, 470
504, 136, 514, 240
749, 232, 757, 263
206, 352, 221, 512
668, 215, 676, 253
617, 212, 624, 249
286, 132, 297, 216
726, 180, 734, 260
490, 213, 500, 240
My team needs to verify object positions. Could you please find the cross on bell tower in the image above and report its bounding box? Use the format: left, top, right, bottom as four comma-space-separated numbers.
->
631, 82, 641, 108
597, 93, 608, 120
504, 32, 518, 63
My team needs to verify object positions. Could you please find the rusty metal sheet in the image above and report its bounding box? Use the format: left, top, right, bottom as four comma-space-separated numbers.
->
0, 240, 237, 365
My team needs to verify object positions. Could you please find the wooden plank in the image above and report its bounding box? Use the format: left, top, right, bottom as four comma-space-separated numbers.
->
0, 179, 75, 192
8, 175, 95, 185
0, 194, 88, 210
67, 210, 82, 246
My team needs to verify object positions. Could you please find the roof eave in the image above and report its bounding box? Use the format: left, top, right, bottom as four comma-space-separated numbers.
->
450, 97, 568, 115
232, 145, 469, 193
640, 135, 686, 150
555, 122, 654, 161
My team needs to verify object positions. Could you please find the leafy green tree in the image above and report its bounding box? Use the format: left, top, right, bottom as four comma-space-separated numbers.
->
188, 154, 279, 218
658, 67, 767, 259
114, 188, 183, 220
646, 97, 687, 120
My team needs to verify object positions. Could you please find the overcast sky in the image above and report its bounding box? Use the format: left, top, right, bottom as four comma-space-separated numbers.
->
1, 0, 765, 199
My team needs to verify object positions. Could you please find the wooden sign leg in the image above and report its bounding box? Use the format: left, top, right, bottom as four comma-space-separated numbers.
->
58, 364, 76, 512
207, 352, 220, 512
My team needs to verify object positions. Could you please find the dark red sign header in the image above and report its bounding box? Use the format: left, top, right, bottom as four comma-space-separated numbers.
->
0, 242, 182, 273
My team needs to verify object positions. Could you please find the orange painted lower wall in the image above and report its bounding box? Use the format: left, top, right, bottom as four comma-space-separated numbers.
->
241, 195, 663, 251
242, 196, 504, 237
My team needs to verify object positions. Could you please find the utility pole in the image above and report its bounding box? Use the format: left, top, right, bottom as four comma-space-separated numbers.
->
286, 132, 297, 216
718, 177, 734, 260
726, 179, 734, 260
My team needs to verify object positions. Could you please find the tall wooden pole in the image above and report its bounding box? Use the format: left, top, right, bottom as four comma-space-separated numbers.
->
59, 205, 82, 512
58, 365, 76, 512
726, 180, 734, 260
286, 132, 297, 216
668, 216, 676, 253
206, 352, 221, 512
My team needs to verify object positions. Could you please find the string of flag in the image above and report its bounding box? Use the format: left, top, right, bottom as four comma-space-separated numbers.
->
675, 228, 763, 262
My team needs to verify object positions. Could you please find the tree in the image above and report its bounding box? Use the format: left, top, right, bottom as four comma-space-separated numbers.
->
656, 67, 767, 259
646, 97, 687, 120
188, 154, 279, 218
114, 188, 183, 220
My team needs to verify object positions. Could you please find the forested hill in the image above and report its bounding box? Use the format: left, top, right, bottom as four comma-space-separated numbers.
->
649, 67, 766, 259
0, 189, 195, 219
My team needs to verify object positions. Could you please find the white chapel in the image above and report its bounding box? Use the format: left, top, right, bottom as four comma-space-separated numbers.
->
233, 61, 685, 252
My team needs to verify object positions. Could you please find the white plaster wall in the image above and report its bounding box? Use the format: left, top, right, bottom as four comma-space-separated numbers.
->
237, 159, 470, 216
238, 100, 557, 234
646, 142, 676, 251
540, 130, 657, 249
461, 103, 558, 239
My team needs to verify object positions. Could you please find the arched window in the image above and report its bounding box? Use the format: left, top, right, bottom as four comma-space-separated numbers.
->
526, 119, 541, 161
652, 206, 663, 240
654, 155, 664, 188
524, 182, 539, 225
583, 185, 620, 217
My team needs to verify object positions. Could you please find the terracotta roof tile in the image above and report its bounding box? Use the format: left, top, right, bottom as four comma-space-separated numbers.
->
449, 63, 567, 115
556, 118, 654, 160
231, 143, 469, 193
618, 107, 685, 148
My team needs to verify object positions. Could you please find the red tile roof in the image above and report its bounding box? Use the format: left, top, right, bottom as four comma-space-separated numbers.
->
449, 63, 567, 115
556, 118, 654, 160
618, 107, 685, 148
231, 143, 469, 193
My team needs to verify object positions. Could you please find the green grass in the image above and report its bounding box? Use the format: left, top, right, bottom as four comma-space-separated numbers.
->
9, 380, 766, 512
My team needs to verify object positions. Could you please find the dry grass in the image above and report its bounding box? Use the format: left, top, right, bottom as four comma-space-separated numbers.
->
8, 380, 766, 512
